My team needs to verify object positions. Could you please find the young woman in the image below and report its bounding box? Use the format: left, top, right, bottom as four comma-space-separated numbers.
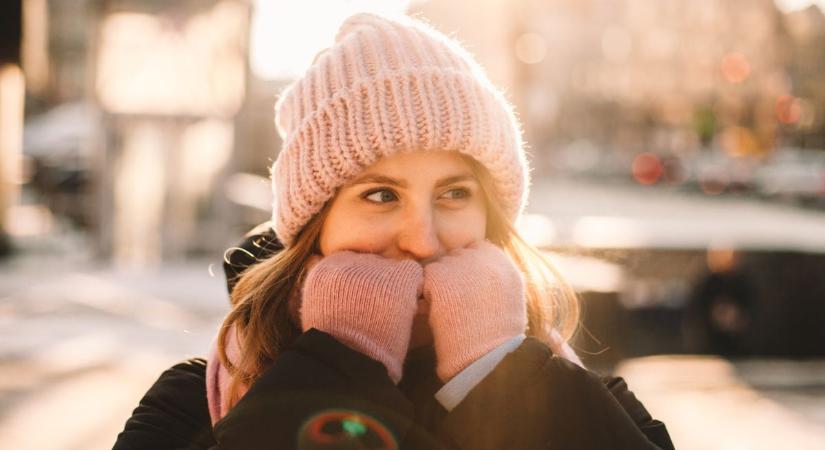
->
114, 12, 675, 450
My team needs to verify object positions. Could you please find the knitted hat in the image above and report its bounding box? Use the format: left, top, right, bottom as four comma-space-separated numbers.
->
271, 12, 529, 246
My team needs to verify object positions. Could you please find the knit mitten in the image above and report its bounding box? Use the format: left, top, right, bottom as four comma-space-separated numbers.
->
423, 240, 527, 382
300, 251, 424, 383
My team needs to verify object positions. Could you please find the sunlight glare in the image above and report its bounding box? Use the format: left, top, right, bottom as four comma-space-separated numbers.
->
250, 0, 410, 80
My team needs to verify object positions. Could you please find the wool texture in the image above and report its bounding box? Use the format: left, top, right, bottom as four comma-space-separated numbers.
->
300, 251, 424, 383
271, 12, 529, 246
205, 325, 248, 425
423, 240, 528, 382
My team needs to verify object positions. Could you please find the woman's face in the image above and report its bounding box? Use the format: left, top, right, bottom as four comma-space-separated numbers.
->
319, 151, 487, 263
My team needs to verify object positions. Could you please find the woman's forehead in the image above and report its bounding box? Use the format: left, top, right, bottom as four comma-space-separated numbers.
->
350, 151, 477, 184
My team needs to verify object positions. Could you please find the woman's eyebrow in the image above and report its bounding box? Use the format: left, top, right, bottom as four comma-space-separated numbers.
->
349, 174, 407, 187
348, 172, 476, 188
435, 173, 476, 188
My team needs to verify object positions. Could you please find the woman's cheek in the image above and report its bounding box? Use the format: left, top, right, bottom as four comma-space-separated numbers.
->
353, 217, 398, 251
321, 217, 396, 255
438, 210, 486, 250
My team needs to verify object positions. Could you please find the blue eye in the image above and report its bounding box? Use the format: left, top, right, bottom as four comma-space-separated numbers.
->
363, 189, 398, 204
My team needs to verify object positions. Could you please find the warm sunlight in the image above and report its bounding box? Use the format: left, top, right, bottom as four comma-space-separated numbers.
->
249, 0, 411, 79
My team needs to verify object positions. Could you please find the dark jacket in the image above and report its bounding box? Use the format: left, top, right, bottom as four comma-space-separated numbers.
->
113, 228, 676, 450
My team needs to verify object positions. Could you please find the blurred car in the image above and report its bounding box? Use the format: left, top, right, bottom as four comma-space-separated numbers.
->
22, 101, 100, 227
683, 150, 759, 196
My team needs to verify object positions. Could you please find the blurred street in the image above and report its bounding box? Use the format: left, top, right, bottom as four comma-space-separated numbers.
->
0, 249, 227, 450
528, 177, 825, 251
618, 356, 825, 450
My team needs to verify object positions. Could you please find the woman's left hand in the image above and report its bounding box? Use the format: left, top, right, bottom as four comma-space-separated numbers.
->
423, 240, 527, 382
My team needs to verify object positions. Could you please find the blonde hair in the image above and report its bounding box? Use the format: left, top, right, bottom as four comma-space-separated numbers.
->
218, 155, 579, 410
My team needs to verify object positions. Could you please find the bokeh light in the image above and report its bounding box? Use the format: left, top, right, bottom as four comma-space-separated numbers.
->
250, 0, 410, 80
706, 243, 739, 273
515, 32, 547, 65
776, 95, 802, 124
632, 153, 664, 185
721, 52, 751, 84
721, 126, 762, 157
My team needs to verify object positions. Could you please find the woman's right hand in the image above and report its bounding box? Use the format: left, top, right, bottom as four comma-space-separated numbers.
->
299, 251, 424, 384
423, 240, 527, 382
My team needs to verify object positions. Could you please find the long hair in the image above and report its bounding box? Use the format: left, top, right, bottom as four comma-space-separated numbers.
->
217, 154, 580, 410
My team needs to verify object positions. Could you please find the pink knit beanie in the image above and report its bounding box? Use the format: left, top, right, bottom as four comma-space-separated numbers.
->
271, 12, 529, 246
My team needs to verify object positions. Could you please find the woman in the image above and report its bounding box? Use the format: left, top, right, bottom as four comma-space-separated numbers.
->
114, 12, 675, 450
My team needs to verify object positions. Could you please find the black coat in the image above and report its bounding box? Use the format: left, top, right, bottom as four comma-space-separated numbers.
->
113, 228, 676, 450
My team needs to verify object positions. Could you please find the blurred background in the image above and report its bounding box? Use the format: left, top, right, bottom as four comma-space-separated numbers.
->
1, 0, 825, 448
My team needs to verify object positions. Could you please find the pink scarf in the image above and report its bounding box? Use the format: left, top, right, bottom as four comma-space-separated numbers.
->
205, 325, 248, 425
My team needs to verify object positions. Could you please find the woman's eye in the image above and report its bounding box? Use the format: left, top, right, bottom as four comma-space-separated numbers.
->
441, 188, 470, 200
363, 189, 398, 204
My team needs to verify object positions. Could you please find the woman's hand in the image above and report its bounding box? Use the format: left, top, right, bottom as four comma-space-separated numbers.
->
300, 251, 424, 383
423, 240, 527, 382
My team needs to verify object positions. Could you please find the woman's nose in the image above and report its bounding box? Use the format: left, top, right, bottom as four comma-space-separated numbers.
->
395, 204, 441, 262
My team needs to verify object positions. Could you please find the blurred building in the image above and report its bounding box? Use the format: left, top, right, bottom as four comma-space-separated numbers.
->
93, 0, 250, 265
509, 0, 797, 173
16, 0, 254, 266
417, 0, 825, 180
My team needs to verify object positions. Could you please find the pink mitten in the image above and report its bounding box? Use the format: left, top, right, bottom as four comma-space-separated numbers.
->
423, 240, 527, 382
300, 251, 424, 383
